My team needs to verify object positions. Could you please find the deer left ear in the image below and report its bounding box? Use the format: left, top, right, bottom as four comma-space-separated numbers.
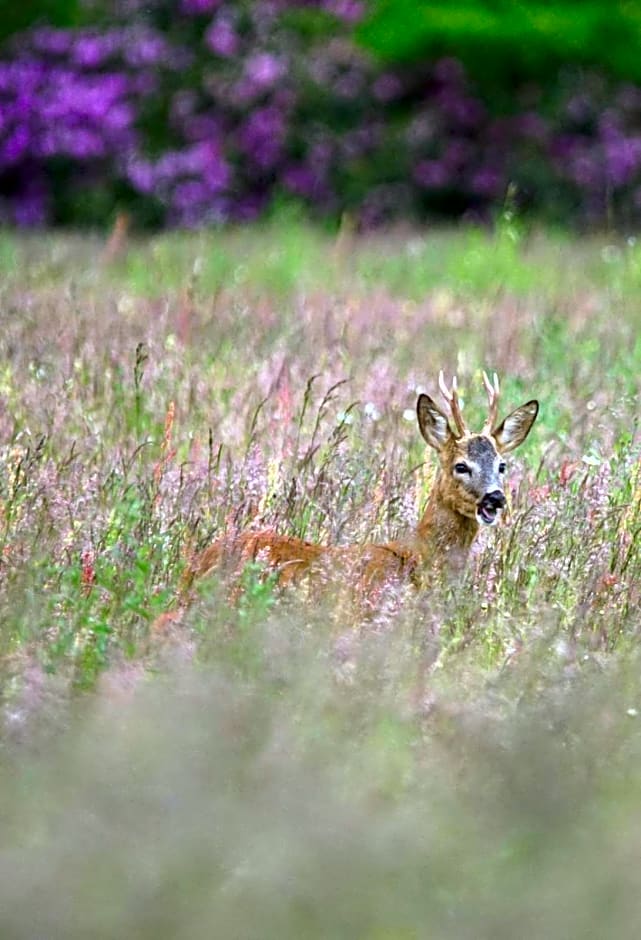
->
492, 400, 539, 453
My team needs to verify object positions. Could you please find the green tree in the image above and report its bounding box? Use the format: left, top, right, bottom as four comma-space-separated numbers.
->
0, 0, 81, 41
358, 1, 641, 88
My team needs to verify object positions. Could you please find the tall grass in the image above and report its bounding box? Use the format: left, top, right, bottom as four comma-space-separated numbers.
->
1, 220, 641, 935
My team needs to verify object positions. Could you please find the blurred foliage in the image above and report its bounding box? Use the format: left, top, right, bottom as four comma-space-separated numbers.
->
358, 0, 641, 89
0, 0, 81, 41
3, 0, 641, 227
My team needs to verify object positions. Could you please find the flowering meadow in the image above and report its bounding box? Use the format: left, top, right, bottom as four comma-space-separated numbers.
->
2, 221, 641, 934
3, 0, 641, 229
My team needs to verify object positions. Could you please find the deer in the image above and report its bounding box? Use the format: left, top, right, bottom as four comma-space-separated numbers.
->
152, 373, 538, 634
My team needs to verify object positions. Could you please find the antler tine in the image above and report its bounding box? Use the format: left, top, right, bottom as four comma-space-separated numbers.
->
482, 370, 500, 432
438, 370, 467, 437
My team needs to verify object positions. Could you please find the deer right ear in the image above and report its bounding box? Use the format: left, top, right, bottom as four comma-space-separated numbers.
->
492, 400, 539, 453
417, 394, 452, 450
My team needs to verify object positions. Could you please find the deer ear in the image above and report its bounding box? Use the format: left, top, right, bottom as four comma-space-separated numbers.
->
492, 400, 539, 453
417, 394, 452, 451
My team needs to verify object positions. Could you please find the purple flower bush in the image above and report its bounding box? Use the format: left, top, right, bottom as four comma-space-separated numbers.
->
2, 1, 641, 227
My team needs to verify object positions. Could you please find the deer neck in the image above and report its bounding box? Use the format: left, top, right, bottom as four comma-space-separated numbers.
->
415, 472, 478, 571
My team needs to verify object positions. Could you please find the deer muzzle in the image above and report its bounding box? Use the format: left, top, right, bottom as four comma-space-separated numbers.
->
477, 490, 506, 526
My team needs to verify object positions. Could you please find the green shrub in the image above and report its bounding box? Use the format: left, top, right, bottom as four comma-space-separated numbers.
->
358, 0, 641, 91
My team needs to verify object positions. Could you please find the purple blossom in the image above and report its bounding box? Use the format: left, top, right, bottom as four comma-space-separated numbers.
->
308, 138, 334, 171
333, 69, 364, 100
605, 137, 641, 186
436, 88, 485, 128
283, 164, 330, 200
414, 161, 449, 189
566, 153, 599, 187
137, 139, 231, 224
229, 192, 267, 221
341, 124, 380, 159
469, 167, 504, 197
126, 157, 156, 193
169, 179, 227, 226
72, 34, 119, 69
170, 90, 198, 122
204, 17, 239, 57
122, 30, 171, 68
372, 73, 402, 103
181, 0, 222, 13
106, 102, 136, 132
29, 28, 73, 56
433, 57, 465, 84
245, 53, 286, 90
183, 113, 223, 142
238, 107, 286, 170
515, 112, 549, 142
442, 140, 473, 169
322, 0, 365, 22
566, 94, 593, 123
1, 126, 29, 166
63, 127, 106, 159
129, 73, 160, 95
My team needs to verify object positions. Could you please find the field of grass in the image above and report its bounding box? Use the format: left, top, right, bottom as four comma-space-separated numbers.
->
2, 218, 641, 936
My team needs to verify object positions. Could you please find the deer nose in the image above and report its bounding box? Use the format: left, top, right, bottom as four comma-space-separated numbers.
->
483, 490, 506, 510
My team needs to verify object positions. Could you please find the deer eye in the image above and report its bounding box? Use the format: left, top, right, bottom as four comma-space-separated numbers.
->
499, 462, 507, 473
454, 462, 471, 475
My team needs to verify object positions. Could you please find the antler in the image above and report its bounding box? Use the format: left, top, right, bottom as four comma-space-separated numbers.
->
438, 370, 467, 438
482, 370, 500, 432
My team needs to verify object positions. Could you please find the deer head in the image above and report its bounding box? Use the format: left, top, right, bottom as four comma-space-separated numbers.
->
416, 372, 538, 527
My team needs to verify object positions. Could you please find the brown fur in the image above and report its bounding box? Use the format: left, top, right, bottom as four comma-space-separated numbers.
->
152, 375, 538, 634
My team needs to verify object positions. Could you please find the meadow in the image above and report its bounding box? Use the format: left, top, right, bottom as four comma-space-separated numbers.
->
1, 218, 641, 936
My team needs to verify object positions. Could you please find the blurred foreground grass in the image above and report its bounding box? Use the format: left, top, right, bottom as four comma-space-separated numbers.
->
1, 218, 641, 936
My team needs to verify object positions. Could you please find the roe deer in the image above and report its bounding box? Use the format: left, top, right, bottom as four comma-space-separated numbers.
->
153, 372, 538, 633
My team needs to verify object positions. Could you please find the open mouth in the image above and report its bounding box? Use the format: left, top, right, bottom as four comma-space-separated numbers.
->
477, 504, 498, 525
477, 499, 502, 526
